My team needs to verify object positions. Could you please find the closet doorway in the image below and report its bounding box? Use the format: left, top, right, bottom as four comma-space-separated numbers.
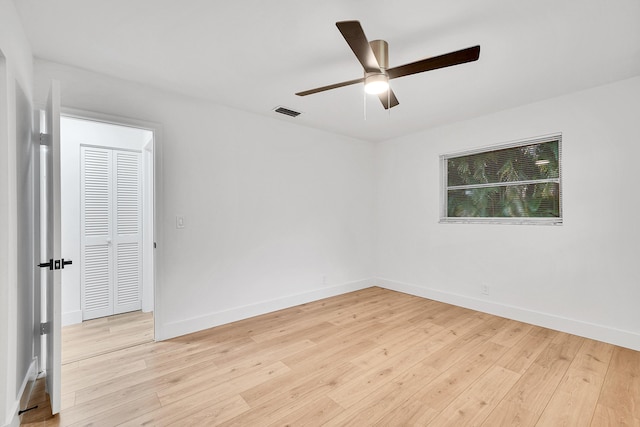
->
81, 145, 143, 320
60, 115, 156, 363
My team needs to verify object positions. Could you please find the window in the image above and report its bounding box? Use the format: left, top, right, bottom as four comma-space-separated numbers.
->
441, 134, 562, 225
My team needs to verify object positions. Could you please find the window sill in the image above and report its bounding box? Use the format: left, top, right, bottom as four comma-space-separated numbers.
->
439, 218, 563, 226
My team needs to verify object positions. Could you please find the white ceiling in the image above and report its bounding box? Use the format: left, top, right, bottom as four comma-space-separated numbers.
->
14, 0, 640, 142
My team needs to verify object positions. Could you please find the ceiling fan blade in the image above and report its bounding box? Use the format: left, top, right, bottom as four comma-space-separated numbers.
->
378, 88, 399, 109
387, 45, 480, 80
336, 21, 381, 73
296, 77, 364, 96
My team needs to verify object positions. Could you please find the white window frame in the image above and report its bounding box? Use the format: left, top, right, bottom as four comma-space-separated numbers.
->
440, 134, 563, 225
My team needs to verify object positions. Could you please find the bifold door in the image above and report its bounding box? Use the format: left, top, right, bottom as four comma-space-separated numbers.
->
81, 146, 142, 320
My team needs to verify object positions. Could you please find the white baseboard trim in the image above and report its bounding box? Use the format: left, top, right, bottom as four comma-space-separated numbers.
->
376, 277, 640, 351
6, 358, 39, 427
62, 310, 82, 326
4, 413, 20, 427
158, 278, 375, 340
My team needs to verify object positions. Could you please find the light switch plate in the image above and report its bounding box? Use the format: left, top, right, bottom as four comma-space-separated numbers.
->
176, 215, 185, 229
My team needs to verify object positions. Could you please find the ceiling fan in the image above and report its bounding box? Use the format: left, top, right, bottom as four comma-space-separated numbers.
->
296, 20, 480, 109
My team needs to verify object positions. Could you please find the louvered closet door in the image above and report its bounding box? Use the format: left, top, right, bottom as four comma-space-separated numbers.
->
81, 147, 113, 320
113, 151, 142, 314
81, 147, 142, 320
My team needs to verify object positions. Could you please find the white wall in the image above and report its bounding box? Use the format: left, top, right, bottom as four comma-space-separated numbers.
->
35, 59, 376, 340
36, 59, 640, 351
60, 117, 152, 325
375, 76, 640, 350
0, 1, 35, 426
14, 70, 35, 405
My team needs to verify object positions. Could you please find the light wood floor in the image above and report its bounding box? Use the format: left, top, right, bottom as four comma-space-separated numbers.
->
22, 287, 640, 426
62, 311, 154, 364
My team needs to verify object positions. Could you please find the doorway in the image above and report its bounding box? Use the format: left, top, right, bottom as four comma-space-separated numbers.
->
59, 115, 156, 363
24, 102, 162, 419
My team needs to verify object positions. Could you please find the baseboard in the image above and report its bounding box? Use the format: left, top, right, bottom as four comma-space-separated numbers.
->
5, 358, 39, 427
158, 278, 375, 340
4, 413, 20, 427
376, 277, 640, 351
62, 310, 82, 326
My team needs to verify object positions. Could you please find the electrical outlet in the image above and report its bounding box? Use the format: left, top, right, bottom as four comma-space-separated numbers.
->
481, 284, 490, 295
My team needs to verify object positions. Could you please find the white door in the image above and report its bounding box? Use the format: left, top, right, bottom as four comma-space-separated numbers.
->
41, 80, 62, 414
113, 150, 143, 314
81, 147, 142, 320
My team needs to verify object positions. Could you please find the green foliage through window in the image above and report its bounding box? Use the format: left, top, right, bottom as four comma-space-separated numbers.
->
441, 136, 562, 224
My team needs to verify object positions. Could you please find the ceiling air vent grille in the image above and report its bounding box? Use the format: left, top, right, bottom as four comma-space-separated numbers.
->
274, 106, 302, 117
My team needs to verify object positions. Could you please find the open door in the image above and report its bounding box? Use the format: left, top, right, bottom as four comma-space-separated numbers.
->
39, 80, 64, 414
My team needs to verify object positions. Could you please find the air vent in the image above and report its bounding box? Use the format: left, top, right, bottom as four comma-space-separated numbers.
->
274, 106, 302, 118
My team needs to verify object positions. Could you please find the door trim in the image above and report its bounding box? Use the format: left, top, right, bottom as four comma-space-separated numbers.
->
61, 108, 164, 341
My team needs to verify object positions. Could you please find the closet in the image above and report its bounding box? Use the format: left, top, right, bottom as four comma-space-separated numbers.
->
81, 146, 142, 320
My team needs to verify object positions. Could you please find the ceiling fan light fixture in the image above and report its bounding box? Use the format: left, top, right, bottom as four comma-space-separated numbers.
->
364, 73, 389, 94
295, 21, 480, 111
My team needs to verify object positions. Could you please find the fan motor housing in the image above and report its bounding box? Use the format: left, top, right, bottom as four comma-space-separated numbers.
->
365, 39, 390, 94
369, 39, 389, 69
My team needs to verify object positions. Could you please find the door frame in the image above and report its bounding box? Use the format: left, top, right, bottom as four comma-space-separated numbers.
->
61, 108, 163, 340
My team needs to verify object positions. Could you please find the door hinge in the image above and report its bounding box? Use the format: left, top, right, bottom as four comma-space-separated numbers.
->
40, 322, 51, 335
39, 132, 50, 146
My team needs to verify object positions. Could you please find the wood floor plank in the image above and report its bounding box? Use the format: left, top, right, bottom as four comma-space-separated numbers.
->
489, 319, 534, 347
537, 388, 600, 426
47, 389, 159, 427
408, 314, 506, 374
77, 356, 262, 422
592, 346, 640, 424
279, 321, 391, 369
428, 365, 521, 426
326, 314, 484, 408
209, 337, 317, 369
481, 331, 585, 426
403, 296, 466, 324
410, 341, 508, 412
22, 287, 640, 427
62, 359, 147, 395
225, 362, 364, 425
240, 356, 365, 409
426, 303, 477, 328
61, 311, 154, 364
266, 396, 344, 427
324, 362, 441, 425
480, 400, 539, 427
166, 395, 250, 427
119, 387, 240, 427
156, 360, 291, 406
77, 340, 191, 370
373, 399, 440, 426
72, 345, 222, 404
591, 403, 640, 427
249, 318, 338, 343
65, 393, 161, 427
347, 320, 445, 370
495, 326, 558, 374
